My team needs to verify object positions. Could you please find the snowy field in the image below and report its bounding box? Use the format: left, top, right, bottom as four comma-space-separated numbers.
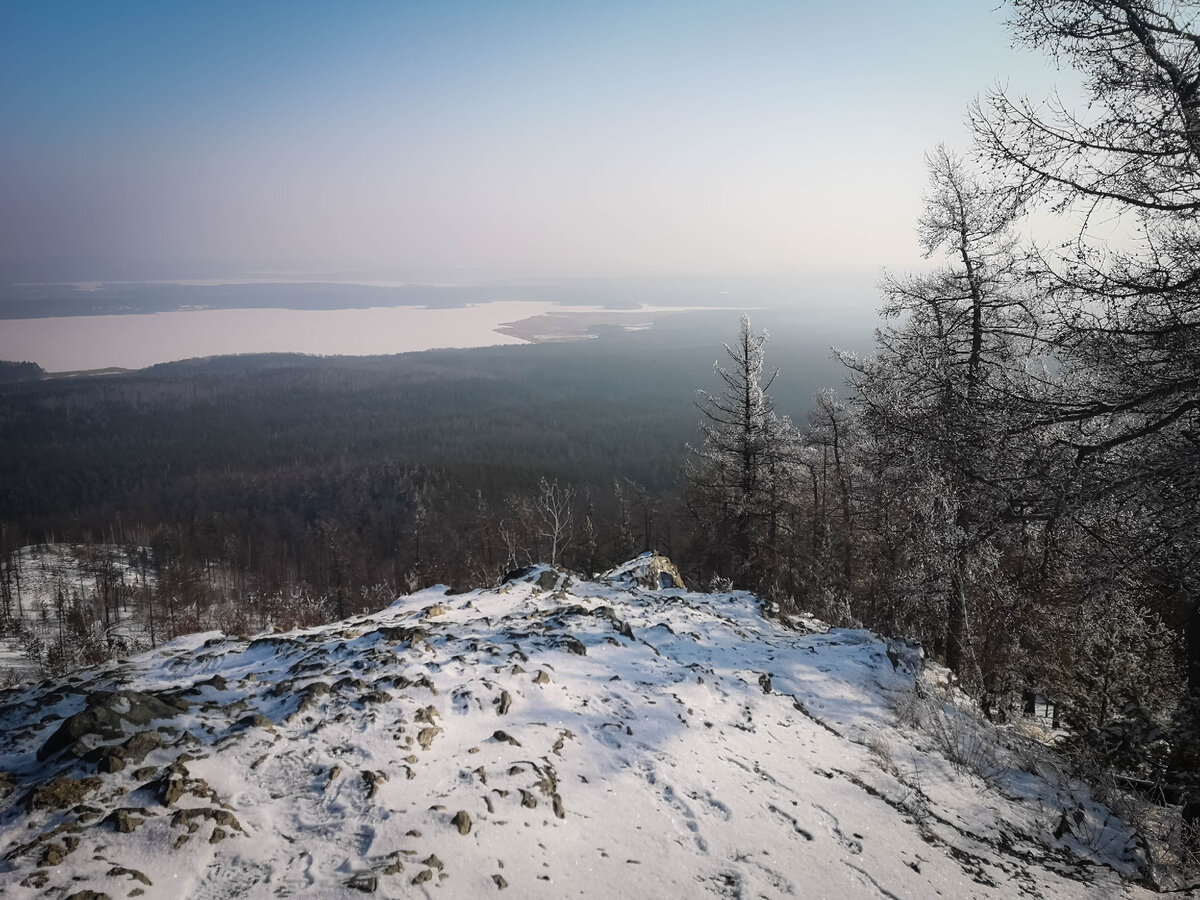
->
0, 557, 1153, 897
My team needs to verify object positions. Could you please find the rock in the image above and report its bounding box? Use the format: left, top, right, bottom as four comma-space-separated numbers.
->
234, 714, 275, 732
210, 827, 227, 843
501, 565, 538, 584
412, 869, 433, 885
38, 690, 184, 761
451, 809, 472, 835
593, 606, 635, 639
520, 789, 537, 808
496, 691, 512, 715
39, 841, 69, 866
602, 552, 687, 590
362, 770, 388, 799
347, 872, 378, 892
375, 625, 428, 645
423, 853, 444, 870
85, 730, 164, 774
383, 856, 405, 875
26, 775, 101, 811
171, 807, 242, 832
107, 866, 152, 886
360, 690, 392, 705
417, 727, 442, 750
104, 809, 145, 833
492, 730, 521, 747
562, 636, 587, 656
414, 705, 440, 724
493, 874, 508, 889
533, 671, 550, 685
65, 892, 110, 900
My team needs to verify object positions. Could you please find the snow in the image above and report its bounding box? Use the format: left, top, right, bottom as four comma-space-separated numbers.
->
0, 562, 1154, 898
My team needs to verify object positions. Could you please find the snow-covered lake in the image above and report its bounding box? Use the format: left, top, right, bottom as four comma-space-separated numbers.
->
0, 302, 608, 371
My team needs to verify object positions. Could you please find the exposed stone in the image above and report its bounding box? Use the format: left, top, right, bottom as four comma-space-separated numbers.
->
347, 871, 378, 892
362, 769, 388, 800
171, 807, 242, 832
64, 891, 110, 900
26, 775, 101, 811
85, 730, 164, 774
38, 690, 184, 761
104, 809, 145, 833
383, 856, 404, 875
414, 705, 440, 724
39, 841, 68, 866
107, 866, 152, 886
451, 809, 472, 835
417, 727, 442, 750
413, 869, 433, 885
602, 551, 687, 590
492, 730, 521, 747
493, 874, 508, 889
234, 714, 275, 732
533, 671, 550, 685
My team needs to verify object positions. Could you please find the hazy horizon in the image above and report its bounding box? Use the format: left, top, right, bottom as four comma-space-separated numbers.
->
2, 1, 1070, 302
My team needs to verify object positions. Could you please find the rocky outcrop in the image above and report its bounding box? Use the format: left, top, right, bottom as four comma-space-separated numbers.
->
602, 551, 686, 590
38, 690, 186, 762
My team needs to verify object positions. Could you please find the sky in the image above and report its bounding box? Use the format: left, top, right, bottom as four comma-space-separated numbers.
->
0, 1, 1070, 288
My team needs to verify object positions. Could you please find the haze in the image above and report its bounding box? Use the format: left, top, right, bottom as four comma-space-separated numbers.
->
1, 1, 1067, 293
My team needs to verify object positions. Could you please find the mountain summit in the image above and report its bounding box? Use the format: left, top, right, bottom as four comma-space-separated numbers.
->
0, 558, 1149, 898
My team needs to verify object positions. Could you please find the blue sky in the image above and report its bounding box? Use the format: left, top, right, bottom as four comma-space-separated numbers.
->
0, 1, 1068, 285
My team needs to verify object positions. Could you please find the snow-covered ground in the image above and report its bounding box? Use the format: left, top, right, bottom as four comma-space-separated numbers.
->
0, 544, 153, 680
0, 559, 1154, 897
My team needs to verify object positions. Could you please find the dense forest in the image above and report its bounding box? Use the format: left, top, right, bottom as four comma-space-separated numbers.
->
0, 311, 855, 639
3, 0, 1199, 878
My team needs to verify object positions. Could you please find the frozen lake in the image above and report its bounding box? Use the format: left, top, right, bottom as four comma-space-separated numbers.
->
0, 302, 604, 371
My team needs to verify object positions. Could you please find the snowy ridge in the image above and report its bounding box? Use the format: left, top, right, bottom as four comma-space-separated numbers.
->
0, 562, 1151, 898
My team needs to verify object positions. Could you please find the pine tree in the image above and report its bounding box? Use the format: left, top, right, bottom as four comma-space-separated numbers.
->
687, 316, 799, 591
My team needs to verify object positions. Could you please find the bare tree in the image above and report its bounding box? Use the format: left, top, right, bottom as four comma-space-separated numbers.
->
533, 477, 574, 567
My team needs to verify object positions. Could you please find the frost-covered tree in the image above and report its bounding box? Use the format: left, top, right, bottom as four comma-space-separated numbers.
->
973, 0, 1200, 757
687, 316, 799, 592
533, 477, 574, 567
842, 147, 1041, 681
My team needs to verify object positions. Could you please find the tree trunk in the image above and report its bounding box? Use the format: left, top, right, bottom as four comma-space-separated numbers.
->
1188, 591, 1200, 700
946, 553, 969, 679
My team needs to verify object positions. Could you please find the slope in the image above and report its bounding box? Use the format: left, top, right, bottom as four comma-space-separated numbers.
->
0, 556, 1152, 898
